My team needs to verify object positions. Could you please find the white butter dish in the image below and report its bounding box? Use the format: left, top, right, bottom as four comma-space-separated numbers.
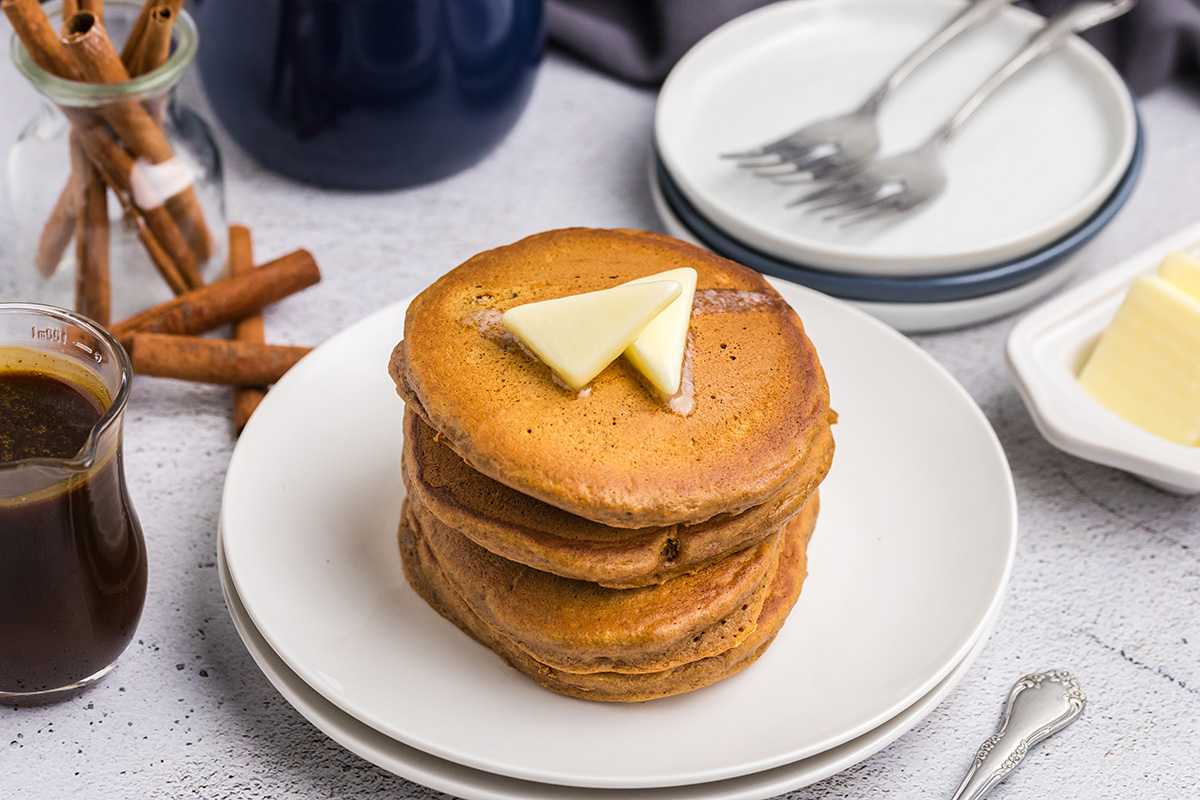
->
1006, 219, 1200, 494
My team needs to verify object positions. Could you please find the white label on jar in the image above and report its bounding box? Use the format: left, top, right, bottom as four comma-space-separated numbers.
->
129, 158, 194, 209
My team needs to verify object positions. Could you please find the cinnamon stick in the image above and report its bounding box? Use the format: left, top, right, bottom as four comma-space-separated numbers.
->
71, 117, 192, 294
122, 0, 181, 77
130, 333, 312, 385
122, 7, 171, 77
2, 0, 79, 78
71, 133, 111, 325
35, 173, 79, 277
63, 12, 213, 271
227, 226, 269, 430
109, 249, 321, 348
134, 210, 189, 294
120, 0, 182, 67
66, 0, 102, 21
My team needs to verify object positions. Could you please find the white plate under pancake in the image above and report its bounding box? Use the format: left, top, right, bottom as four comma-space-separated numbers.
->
220, 279, 1016, 788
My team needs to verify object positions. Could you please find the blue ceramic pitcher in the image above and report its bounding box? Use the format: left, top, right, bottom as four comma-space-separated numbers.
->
194, 0, 543, 189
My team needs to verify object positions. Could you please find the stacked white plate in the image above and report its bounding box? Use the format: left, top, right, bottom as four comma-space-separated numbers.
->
652, 0, 1143, 334
218, 278, 1018, 799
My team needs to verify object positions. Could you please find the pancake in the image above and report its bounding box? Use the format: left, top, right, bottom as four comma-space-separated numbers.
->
402, 407, 834, 587
392, 228, 831, 528
398, 492, 818, 702
404, 495, 786, 674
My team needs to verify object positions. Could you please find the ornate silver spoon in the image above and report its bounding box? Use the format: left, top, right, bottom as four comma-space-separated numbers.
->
951, 670, 1087, 800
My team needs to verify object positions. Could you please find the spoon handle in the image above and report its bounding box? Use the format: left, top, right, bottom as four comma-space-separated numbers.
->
950, 670, 1087, 800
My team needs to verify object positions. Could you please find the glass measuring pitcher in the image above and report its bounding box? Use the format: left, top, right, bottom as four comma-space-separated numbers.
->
0, 303, 146, 702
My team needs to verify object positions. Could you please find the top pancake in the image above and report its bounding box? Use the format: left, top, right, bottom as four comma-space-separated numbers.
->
393, 228, 831, 528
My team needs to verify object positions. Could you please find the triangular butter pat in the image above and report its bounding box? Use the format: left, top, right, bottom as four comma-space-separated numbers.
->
502, 280, 682, 391
621, 268, 697, 397
1158, 251, 1200, 301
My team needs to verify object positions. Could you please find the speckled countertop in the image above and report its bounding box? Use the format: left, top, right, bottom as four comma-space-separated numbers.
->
1, 22, 1198, 800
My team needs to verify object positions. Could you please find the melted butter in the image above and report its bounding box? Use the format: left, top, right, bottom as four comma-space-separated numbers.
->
551, 372, 592, 399
692, 288, 785, 316
461, 309, 517, 347
666, 337, 696, 416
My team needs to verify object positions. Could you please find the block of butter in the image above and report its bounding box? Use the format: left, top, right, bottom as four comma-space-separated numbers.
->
1077, 251, 1200, 446
502, 280, 682, 391
1157, 251, 1200, 298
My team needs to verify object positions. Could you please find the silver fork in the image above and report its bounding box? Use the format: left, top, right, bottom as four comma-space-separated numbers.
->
721, 0, 1018, 181
792, 0, 1137, 225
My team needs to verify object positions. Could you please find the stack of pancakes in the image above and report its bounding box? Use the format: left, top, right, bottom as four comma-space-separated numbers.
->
390, 228, 835, 702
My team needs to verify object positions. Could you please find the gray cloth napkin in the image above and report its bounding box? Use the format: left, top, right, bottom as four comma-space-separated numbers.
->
546, 0, 1200, 94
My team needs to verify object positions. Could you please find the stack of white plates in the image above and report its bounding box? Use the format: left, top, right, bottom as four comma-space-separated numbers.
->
219, 280, 1018, 799
652, 0, 1143, 334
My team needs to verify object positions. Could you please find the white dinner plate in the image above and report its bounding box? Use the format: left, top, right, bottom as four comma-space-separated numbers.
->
221, 279, 1016, 788
648, 162, 1086, 333
217, 533, 1003, 800
656, 0, 1136, 276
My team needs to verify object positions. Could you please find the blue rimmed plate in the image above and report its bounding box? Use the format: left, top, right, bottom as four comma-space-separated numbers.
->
653, 110, 1142, 306
656, 0, 1140, 276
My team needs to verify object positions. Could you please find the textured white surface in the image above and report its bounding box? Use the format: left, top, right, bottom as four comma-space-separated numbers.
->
1, 21, 1198, 800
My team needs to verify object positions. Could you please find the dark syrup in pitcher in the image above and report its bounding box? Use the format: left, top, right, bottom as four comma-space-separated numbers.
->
0, 369, 146, 694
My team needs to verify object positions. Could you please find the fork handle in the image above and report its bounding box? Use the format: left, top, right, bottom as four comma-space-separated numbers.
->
933, 0, 1136, 144
863, 0, 1017, 112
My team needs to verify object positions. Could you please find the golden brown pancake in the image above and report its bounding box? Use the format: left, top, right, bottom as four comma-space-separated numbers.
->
392, 228, 831, 528
398, 493, 818, 702
402, 407, 834, 587
405, 495, 786, 674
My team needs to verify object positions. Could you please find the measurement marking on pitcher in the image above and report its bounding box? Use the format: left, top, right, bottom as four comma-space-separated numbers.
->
30, 327, 73, 345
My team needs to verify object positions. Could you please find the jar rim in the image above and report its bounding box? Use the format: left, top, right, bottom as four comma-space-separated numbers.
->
10, 0, 199, 107
0, 302, 134, 473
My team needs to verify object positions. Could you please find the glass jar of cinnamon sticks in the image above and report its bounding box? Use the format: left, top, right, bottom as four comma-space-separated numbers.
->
6, 0, 226, 326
